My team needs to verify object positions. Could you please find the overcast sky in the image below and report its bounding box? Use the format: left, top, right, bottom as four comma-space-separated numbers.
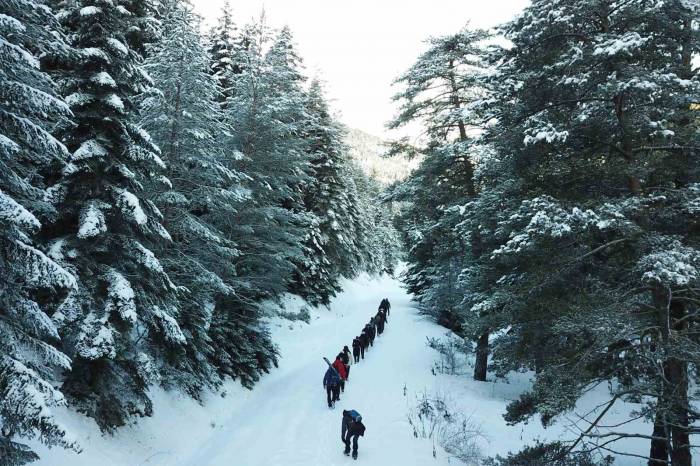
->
192, 0, 529, 137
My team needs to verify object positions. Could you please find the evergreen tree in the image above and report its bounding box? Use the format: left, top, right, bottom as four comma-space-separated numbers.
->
46, 0, 185, 430
139, 0, 277, 394
123, 0, 163, 56
351, 165, 402, 276
293, 80, 362, 305
463, 0, 700, 462
0, 0, 80, 462
206, 0, 238, 106
224, 18, 311, 300
389, 26, 493, 380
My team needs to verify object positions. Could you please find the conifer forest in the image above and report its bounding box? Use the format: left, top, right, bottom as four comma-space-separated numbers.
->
1, 1, 699, 465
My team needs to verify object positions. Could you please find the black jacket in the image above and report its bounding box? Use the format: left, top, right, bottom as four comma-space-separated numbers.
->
349, 420, 366, 437
340, 351, 350, 365
359, 333, 368, 346
342, 411, 366, 439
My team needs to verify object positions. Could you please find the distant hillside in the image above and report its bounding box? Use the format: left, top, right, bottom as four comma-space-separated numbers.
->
345, 128, 418, 185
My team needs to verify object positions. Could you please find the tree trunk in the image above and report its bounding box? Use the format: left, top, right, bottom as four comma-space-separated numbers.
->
447, 59, 476, 197
651, 287, 692, 466
668, 357, 691, 466
669, 298, 691, 466
473, 332, 489, 381
648, 409, 669, 466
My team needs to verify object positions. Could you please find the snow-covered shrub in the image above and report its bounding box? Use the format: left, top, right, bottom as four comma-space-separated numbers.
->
483, 441, 614, 466
276, 305, 311, 324
426, 335, 471, 375
407, 391, 483, 465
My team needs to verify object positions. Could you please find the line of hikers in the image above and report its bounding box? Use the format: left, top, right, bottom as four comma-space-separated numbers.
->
321, 298, 391, 460
351, 297, 390, 363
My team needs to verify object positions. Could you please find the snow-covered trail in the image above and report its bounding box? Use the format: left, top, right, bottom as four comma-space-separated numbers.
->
179, 273, 450, 466
32, 271, 653, 466
33, 272, 453, 466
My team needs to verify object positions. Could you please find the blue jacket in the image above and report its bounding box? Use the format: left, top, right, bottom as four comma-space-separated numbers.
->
323, 366, 341, 387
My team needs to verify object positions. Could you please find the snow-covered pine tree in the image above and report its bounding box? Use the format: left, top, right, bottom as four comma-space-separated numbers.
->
224, 17, 311, 300
465, 0, 700, 463
0, 1, 81, 463
349, 164, 402, 276
389, 26, 493, 380
292, 79, 361, 305
139, 0, 277, 394
206, 0, 238, 107
45, 0, 186, 430
122, 0, 163, 56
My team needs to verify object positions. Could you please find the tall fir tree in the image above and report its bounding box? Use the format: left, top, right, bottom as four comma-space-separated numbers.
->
139, 0, 277, 394
389, 26, 493, 380
224, 17, 311, 300
0, 1, 81, 463
45, 0, 186, 430
459, 0, 700, 462
293, 80, 364, 305
206, 0, 239, 107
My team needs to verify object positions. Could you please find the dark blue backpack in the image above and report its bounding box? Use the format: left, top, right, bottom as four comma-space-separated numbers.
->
348, 409, 362, 423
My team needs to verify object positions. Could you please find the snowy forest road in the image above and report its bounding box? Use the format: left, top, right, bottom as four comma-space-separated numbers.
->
32, 272, 651, 466
177, 273, 452, 466
33, 272, 455, 466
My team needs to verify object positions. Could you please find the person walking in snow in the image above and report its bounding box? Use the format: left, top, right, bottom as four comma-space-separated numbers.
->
366, 322, 375, 346
323, 365, 341, 408
379, 298, 391, 316
333, 354, 348, 393
352, 337, 361, 363
342, 346, 352, 379
359, 331, 368, 359
341, 410, 366, 460
375, 311, 384, 335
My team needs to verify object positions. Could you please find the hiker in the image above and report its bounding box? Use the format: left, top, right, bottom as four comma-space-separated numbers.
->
352, 337, 361, 363
342, 345, 352, 379
342, 409, 366, 460
359, 331, 368, 359
333, 354, 348, 393
366, 322, 375, 346
323, 364, 341, 408
379, 298, 391, 316
375, 311, 384, 335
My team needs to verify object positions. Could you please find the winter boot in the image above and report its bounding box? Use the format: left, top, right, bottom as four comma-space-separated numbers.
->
352, 451, 357, 460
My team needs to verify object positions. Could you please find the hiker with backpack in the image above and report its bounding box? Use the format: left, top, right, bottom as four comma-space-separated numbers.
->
375, 310, 385, 335
352, 337, 361, 363
342, 409, 366, 460
379, 298, 391, 316
341, 346, 352, 379
323, 363, 341, 408
333, 354, 348, 393
359, 330, 368, 359
365, 320, 377, 346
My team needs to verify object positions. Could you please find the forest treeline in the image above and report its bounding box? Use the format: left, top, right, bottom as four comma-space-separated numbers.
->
390, 0, 700, 464
0, 0, 400, 463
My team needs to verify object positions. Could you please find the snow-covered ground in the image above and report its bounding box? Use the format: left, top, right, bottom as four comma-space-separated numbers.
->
32, 272, 655, 465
